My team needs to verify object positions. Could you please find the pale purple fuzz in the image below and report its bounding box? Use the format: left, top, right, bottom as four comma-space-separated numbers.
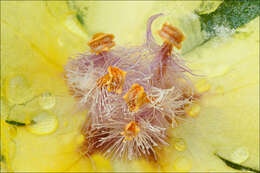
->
64, 14, 196, 160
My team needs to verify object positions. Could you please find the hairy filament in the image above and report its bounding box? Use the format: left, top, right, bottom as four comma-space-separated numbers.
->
65, 13, 199, 161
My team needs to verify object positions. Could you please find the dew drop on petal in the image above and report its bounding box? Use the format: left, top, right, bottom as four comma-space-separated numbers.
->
231, 147, 249, 164
185, 103, 201, 117
38, 92, 56, 110
26, 111, 58, 135
6, 76, 34, 104
195, 79, 211, 93
8, 104, 32, 124
195, 1, 223, 15
173, 157, 192, 171
174, 138, 186, 151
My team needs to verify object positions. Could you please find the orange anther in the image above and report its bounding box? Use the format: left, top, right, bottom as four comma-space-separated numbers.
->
107, 66, 126, 94
120, 121, 140, 141
88, 33, 115, 54
97, 73, 110, 88
97, 66, 126, 94
123, 84, 149, 112
92, 32, 106, 39
158, 23, 185, 49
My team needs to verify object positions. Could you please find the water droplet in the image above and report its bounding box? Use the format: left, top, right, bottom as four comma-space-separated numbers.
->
195, 1, 223, 15
185, 103, 201, 117
174, 138, 186, 151
173, 157, 192, 171
231, 147, 249, 164
195, 79, 211, 93
9, 104, 32, 124
26, 111, 58, 135
38, 92, 56, 110
7, 76, 34, 104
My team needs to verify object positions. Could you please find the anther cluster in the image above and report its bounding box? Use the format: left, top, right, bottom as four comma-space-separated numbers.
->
65, 14, 196, 160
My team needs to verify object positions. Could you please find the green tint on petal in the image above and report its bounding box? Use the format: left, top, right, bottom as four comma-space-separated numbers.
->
166, 17, 259, 171
10, 96, 88, 172
1, 1, 88, 69
1, 1, 90, 171
69, 1, 203, 49
1, 1, 259, 172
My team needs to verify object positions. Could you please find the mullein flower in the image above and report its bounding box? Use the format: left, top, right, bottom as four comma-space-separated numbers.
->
2, 1, 259, 172
65, 14, 197, 160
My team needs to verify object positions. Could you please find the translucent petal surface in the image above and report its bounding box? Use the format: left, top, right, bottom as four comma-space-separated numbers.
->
1, 1, 259, 172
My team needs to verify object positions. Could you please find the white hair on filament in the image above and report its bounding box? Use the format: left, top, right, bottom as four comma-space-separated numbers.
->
64, 13, 198, 161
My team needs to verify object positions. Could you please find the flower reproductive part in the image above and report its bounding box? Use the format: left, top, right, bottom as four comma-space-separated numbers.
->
88, 33, 115, 54
64, 13, 199, 161
123, 83, 150, 112
97, 66, 127, 94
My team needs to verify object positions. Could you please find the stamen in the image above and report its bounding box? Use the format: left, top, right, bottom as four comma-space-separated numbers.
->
158, 23, 185, 49
97, 74, 110, 88
97, 66, 126, 94
158, 42, 173, 76
123, 84, 149, 112
153, 23, 186, 83
120, 121, 140, 141
65, 14, 198, 161
88, 33, 115, 54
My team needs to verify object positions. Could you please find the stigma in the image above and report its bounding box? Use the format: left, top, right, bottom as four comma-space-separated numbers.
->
88, 33, 115, 54
123, 84, 149, 112
97, 66, 127, 94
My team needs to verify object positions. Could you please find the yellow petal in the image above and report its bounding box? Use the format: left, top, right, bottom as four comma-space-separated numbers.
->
164, 17, 259, 171
1, 1, 259, 172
